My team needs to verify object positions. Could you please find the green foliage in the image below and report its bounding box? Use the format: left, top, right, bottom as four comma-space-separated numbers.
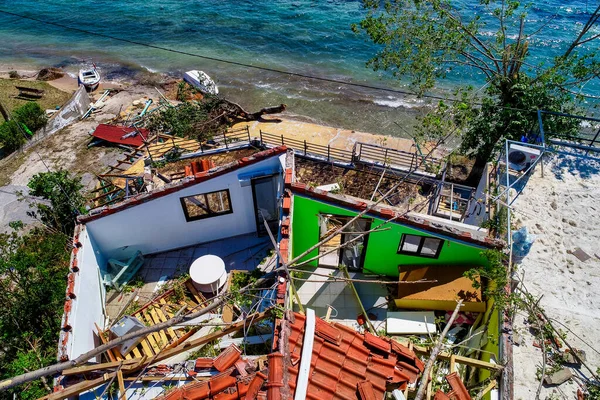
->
26, 169, 85, 236
354, 0, 598, 164
146, 99, 222, 140
464, 250, 508, 309
0, 102, 48, 153
13, 102, 48, 132
0, 120, 26, 153
229, 269, 265, 310
0, 227, 70, 399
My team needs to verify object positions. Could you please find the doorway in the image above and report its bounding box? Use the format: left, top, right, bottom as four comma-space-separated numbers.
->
317, 214, 371, 271
251, 176, 279, 236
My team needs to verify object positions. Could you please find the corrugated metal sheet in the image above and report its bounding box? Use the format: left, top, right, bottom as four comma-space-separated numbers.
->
91, 124, 149, 147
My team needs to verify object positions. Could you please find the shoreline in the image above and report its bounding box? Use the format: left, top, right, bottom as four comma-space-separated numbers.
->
0, 59, 432, 138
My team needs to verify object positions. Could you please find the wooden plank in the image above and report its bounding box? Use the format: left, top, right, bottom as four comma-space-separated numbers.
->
117, 370, 125, 400
46, 373, 117, 400
139, 339, 155, 357
130, 346, 143, 359
450, 355, 456, 373
412, 346, 503, 371
185, 280, 204, 305
63, 359, 139, 376
148, 308, 170, 346
95, 323, 121, 362
142, 310, 165, 347
126, 310, 271, 372
154, 304, 178, 340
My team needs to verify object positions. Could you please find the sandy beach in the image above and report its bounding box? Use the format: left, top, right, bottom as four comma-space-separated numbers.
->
511, 154, 600, 399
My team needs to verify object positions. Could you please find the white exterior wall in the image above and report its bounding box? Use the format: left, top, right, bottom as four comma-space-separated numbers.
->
86, 155, 284, 259
68, 227, 106, 360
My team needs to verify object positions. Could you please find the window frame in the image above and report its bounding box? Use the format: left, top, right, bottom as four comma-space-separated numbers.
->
397, 234, 444, 259
180, 189, 233, 222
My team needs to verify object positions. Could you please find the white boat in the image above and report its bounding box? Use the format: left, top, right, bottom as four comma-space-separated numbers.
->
78, 65, 101, 91
183, 70, 219, 95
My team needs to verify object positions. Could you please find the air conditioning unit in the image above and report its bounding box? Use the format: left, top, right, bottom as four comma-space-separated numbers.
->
507, 143, 541, 171
109, 315, 146, 356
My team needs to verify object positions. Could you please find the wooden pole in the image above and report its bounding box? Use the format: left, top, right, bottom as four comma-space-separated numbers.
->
414, 300, 463, 400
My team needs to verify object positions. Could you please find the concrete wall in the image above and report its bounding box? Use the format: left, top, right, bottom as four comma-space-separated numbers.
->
291, 195, 489, 277
86, 154, 284, 259
66, 227, 106, 360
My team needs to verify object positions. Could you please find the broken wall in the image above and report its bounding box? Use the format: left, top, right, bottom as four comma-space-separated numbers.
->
85, 154, 284, 259
291, 195, 489, 277
59, 226, 106, 361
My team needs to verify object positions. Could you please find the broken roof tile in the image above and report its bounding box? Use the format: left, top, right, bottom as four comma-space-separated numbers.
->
213, 344, 242, 372
285, 312, 421, 400
195, 357, 214, 370
445, 372, 472, 400
245, 371, 267, 400
357, 380, 377, 400
364, 332, 392, 353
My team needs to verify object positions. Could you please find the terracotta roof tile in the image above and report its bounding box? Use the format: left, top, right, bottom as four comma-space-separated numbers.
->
213, 344, 242, 372
284, 312, 422, 400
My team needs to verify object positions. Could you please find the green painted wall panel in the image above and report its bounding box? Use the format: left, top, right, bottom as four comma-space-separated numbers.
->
291, 195, 488, 277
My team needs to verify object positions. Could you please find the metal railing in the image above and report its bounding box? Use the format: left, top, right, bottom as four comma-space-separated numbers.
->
259, 130, 354, 163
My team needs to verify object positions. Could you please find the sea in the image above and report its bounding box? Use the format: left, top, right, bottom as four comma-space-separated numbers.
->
0, 0, 597, 136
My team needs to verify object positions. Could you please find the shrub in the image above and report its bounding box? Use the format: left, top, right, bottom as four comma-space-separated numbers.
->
0, 120, 26, 153
13, 102, 47, 132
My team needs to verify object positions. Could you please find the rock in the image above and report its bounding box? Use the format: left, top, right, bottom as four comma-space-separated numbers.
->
36, 67, 65, 81
571, 247, 591, 262
550, 200, 558, 210
564, 350, 586, 364
132, 100, 141, 106
543, 368, 573, 386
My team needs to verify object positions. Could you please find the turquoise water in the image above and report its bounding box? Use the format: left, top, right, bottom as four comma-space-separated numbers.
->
0, 0, 597, 135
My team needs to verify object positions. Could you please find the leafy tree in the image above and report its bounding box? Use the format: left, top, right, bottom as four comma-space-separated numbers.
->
27, 170, 85, 236
147, 99, 222, 140
353, 0, 600, 166
0, 227, 70, 400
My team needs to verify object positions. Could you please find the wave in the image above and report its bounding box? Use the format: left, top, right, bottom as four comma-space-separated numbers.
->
373, 97, 427, 109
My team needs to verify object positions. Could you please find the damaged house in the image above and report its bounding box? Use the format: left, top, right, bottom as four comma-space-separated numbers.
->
51, 131, 508, 400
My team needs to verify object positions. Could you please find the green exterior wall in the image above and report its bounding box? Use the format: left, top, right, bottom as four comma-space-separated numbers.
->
291, 195, 489, 277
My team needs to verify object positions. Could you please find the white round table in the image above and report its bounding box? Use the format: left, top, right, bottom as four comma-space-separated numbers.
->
189, 254, 227, 293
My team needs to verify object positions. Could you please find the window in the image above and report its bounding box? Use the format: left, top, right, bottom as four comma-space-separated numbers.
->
398, 234, 443, 258
180, 189, 233, 221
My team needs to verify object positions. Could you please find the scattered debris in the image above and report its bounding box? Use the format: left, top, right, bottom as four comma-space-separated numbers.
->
543, 368, 573, 386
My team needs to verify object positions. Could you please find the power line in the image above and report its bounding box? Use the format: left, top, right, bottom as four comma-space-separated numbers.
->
0, 8, 569, 115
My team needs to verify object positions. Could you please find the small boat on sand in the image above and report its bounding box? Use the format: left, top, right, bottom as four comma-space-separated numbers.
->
183, 70, 219, 95
78, 65, 101, 91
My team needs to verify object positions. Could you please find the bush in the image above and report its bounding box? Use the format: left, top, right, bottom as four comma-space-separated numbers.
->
13, 102, 47, 132
0, 120, 26, 153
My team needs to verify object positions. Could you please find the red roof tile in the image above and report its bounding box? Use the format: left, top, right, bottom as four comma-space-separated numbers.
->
214, 344, 242, 372
92, 124, 149, 147
285, 312, 421, 400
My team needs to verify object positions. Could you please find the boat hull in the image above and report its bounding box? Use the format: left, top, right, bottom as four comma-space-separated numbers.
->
183, 70, 219, 95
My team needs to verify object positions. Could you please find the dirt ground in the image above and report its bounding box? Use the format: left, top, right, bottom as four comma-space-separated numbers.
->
294, 157, 432, 213
0, 83, 164, 229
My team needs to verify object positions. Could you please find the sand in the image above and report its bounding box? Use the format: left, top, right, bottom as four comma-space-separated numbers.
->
511, 154, 600, 399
